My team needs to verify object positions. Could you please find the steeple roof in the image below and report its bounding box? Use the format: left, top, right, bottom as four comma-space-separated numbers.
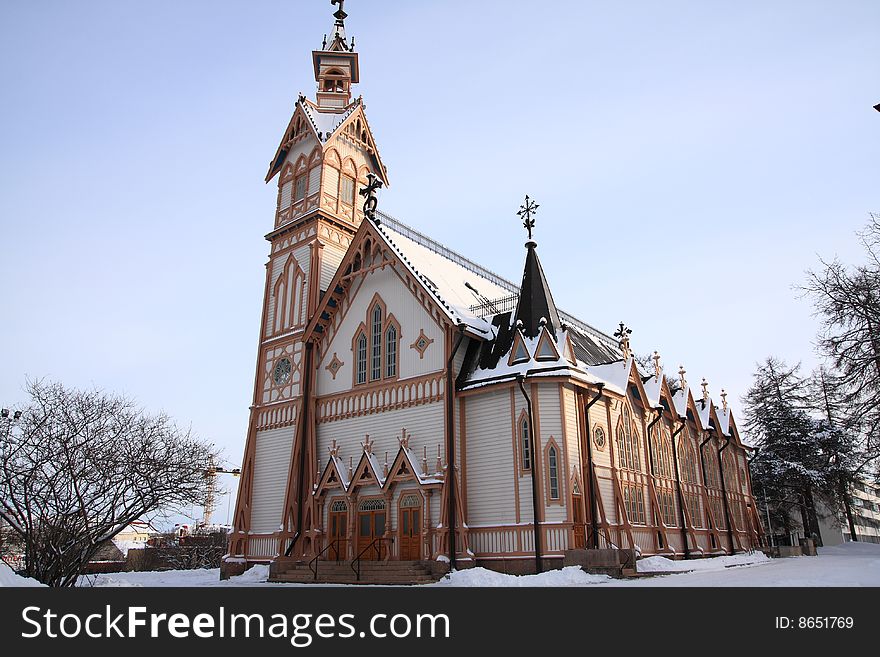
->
514, 240, 560, 338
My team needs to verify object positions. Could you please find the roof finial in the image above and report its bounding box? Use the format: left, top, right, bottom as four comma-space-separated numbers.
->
517, 194, 539, 241
701, 378, 709, 401
720, 388, 728, 411
360, 173, 383, 223
652, 350, 662, 380
614, 322, 633, 361
678, 365, 687, 391
331, 0, 347, 23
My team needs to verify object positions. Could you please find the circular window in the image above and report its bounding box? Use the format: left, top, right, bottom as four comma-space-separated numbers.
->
272, 357, 292, 385
593, 426, 606, 449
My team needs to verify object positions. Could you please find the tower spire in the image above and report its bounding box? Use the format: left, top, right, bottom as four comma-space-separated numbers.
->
312, 0, 360, 108
326, 0, 353, 52
512, 196, 560, 338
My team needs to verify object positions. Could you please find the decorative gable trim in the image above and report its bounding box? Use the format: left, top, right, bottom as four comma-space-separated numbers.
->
535, 328, 560, 362
508, 331, 530, 366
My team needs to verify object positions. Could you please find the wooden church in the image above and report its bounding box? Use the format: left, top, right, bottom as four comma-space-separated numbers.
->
222, 3, 762, 582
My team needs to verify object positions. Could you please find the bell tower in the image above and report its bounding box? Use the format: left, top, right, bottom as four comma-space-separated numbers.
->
314, 0, 359, 109
224, 1, 389, 571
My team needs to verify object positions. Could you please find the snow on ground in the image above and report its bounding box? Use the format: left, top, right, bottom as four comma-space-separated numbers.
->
0, 562, 45, 587
433, 566, 610, 587
636, 550, 770, 573
68, 542, 880, 588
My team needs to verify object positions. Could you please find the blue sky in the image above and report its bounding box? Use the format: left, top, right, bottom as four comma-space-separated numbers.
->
1, 1, 878, 527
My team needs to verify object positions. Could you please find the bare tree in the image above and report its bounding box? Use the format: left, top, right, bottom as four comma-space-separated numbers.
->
0, 381, 217, 587
803, 214, 880, 443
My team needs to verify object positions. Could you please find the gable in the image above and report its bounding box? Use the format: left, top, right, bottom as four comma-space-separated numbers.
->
314, 255, 447, 397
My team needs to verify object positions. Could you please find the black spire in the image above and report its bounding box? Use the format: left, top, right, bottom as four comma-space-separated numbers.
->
513, 196, 560, 338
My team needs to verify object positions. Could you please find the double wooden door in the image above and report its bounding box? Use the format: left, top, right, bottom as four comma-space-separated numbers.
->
357, 500, 386, 560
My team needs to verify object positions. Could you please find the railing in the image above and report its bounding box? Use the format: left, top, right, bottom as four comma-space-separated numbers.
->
596, 528, 636, 570
350, 538, 385, 582
378, 211, 617, 348
308, 540, 341, 581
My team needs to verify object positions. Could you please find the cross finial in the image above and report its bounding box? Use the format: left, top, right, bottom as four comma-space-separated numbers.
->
678, 365, 687, 390
328, 439, 339, 458
720, 389, 728, 411
361, 434, 374, 455
360, 173, 383, 223
701, 378, 709, 401
331, 0, 347, 22
613, 322, 633, 360
517, 195, 539, 240
652, 351, 662, 379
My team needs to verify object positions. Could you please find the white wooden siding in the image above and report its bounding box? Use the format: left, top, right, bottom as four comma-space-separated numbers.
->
316, 401, 445, 481
320, 242, 346, 292
465, 388, 518, 526
250, 426, 295, 534
279, 181, 293, 210
315, 264, 445, 397
536, 384, 566, 524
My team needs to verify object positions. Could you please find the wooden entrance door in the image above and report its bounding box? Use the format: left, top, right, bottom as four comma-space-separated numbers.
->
356, 499, 386, 560
398, 493, 422, 560
572, 492, 586, 549
328, 500, 348, 560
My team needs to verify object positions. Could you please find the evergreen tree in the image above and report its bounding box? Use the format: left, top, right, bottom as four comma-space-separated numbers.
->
743, 358, 825, 541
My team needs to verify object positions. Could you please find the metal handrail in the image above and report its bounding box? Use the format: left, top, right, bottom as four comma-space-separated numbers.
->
350, 537, 385, 581
308, 539, 341, 581
595, 528, 637, 570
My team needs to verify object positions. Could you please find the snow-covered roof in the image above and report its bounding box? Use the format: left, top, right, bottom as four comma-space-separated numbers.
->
584, 358, 633, 397
372, 219, 501, 336
715, 406, 731, 436
302, 100, 358, 142
377, 212, 618, 351
694, 397, 712, 430
672, 389, 689, 418
642, 374, 663, 408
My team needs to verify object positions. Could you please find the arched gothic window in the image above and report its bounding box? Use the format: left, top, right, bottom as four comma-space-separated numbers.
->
371, 304, 383, 381
520, 414, 531, 471
385, 325, 397, 378
617, 404, 640, 471
355, 332, 367, 385
547, 445, 560, 500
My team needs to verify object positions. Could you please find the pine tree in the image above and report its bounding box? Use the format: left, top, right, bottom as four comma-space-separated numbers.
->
743, 358, 826, 541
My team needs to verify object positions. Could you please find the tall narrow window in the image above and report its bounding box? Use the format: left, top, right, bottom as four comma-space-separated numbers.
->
295, 174, 307, 201
385, 325, 397, 378
356, 332, 367, 385
371, 304, 382, 381
520, 416, 531, 471
340, 175, 356, 206
617, 404, 640, 471
548, 445, 559, 500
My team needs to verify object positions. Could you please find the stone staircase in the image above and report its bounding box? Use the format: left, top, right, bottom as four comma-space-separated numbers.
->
269, 558, 443, 585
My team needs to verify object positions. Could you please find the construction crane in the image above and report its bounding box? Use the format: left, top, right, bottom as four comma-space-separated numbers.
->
201, 459, 241, 528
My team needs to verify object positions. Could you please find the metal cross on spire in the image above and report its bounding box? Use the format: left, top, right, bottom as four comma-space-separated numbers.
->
678, 365, 687, 390
701, 377, 709, 401
360, 173, 383, 224
517, 194, 539, 240
331, 0, 347, 21
720, 389, 728, 411
652, 350, 662, 379
614, 322, 632, 360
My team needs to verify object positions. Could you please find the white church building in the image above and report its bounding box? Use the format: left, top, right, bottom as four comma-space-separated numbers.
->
223, 4, 761, 582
